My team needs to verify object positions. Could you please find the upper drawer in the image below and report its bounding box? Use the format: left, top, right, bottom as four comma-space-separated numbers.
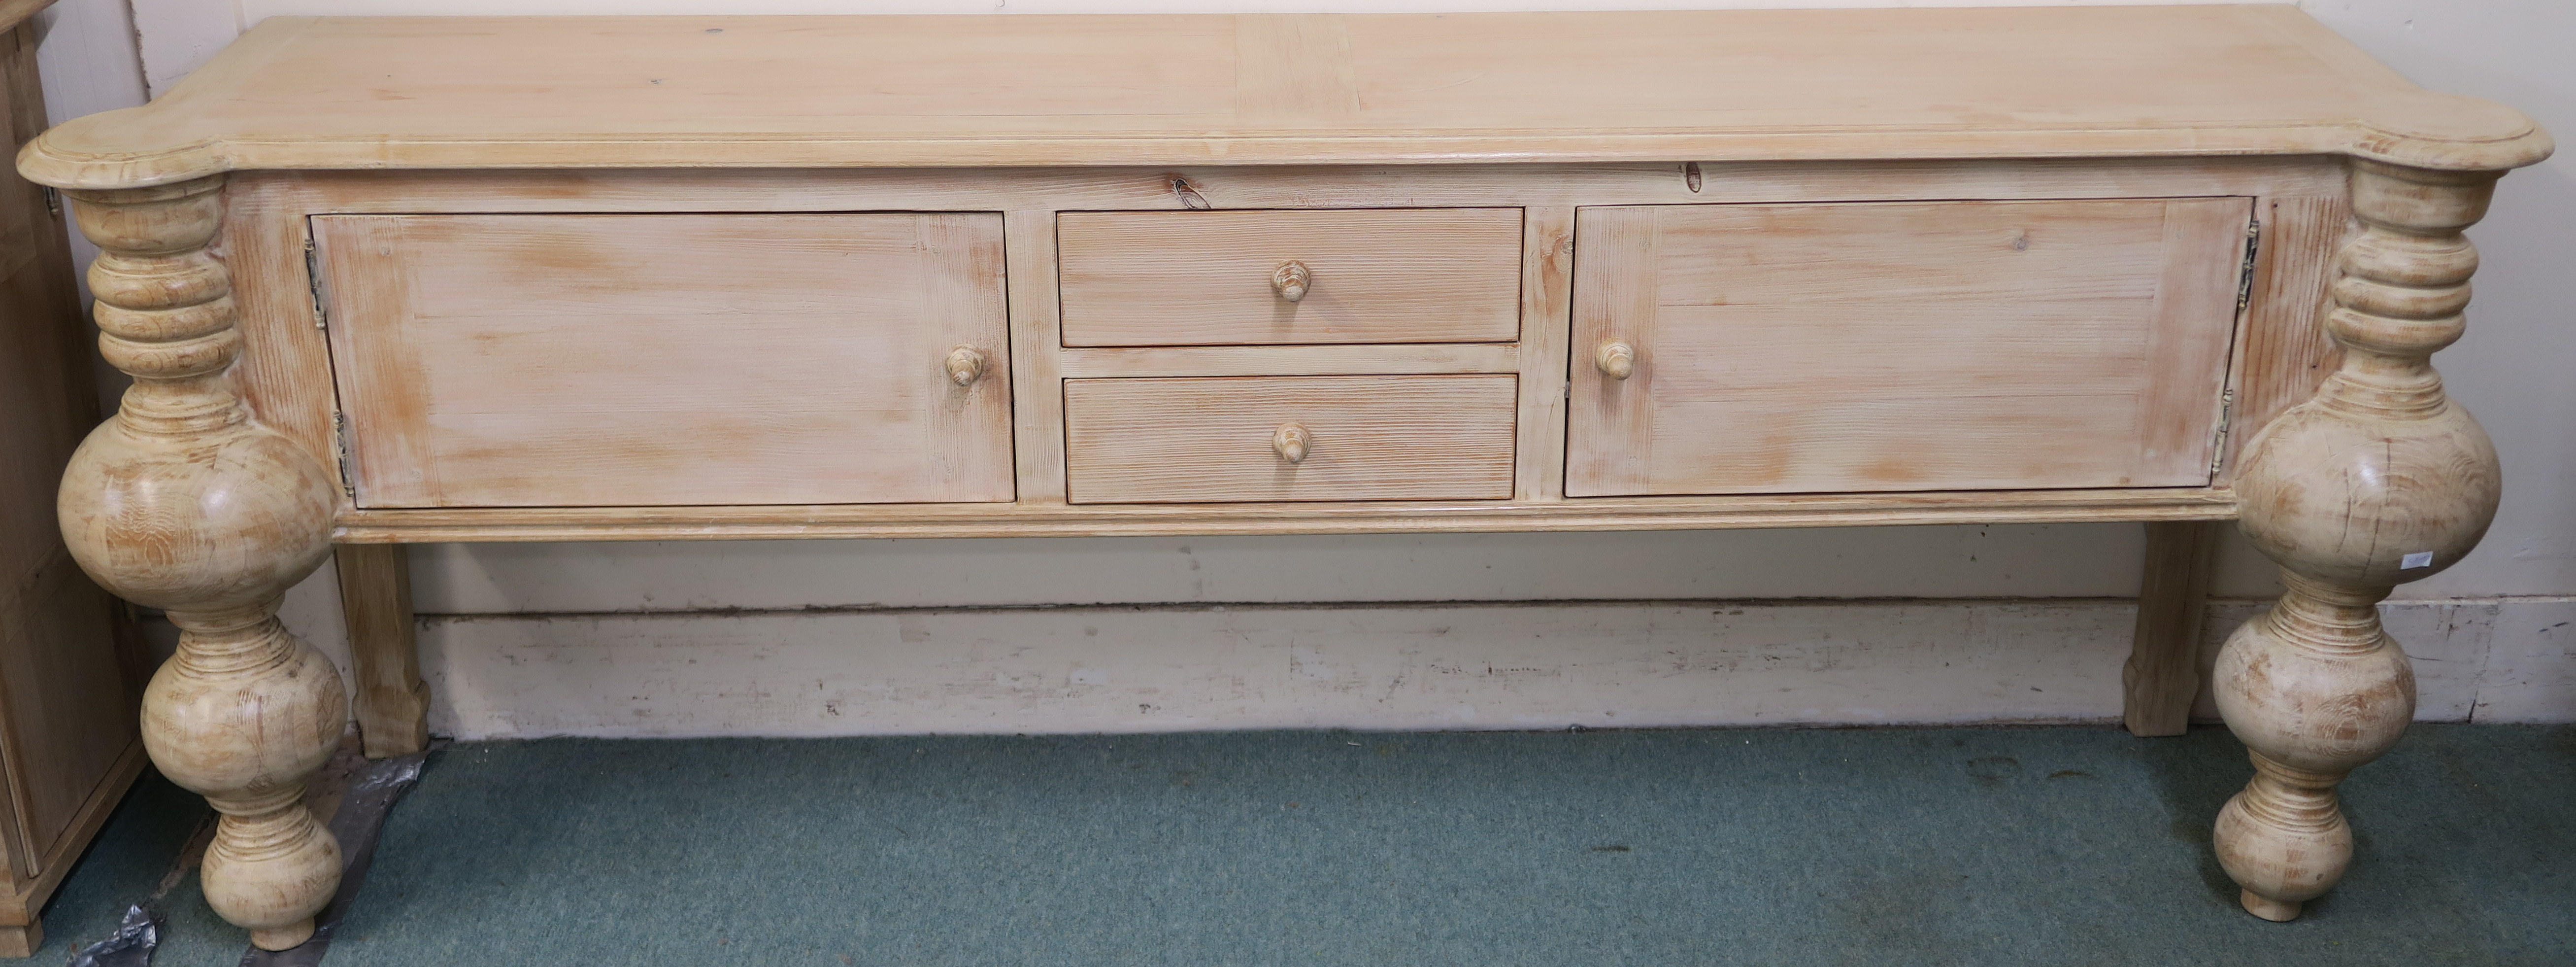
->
315, 212, 1014, 509
1056, 208, 1523, 347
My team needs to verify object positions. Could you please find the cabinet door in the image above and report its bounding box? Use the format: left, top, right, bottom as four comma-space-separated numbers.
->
1567, 199, 2249, 497
317, 213, 1013, 508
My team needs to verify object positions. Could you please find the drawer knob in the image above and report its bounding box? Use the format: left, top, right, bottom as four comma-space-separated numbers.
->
1596, 342, 1637, 380
1272, 422, 1311, 464
945, 345, 988, 386
1271, 260, 1312, 303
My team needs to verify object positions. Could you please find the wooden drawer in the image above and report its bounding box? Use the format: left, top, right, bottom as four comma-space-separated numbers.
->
1568, 198, 2251, 497
1063, 375, 1517, 503
1056, 209, 1523, 347
315, 212, 1014, 508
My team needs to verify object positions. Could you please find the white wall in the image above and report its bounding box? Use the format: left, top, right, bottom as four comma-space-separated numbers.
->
33, 0, 2576, 737
29, 0, 144, 366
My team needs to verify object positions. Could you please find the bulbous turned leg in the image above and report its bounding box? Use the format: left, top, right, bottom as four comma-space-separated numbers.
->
2214, 159, 2507, 921
2212, 576, 2414, 920
148, 606, 348, 949
58, 176, 345, 949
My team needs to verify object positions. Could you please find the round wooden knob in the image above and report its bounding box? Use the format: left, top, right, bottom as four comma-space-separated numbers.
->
1596, 342, 1637, 380
1271, 261, 1311, 303
945, 345, 987, 386
1272, 422, 1310, 464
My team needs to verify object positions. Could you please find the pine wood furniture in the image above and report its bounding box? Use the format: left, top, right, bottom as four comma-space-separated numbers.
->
0, 0, 152, 955
19, 7, 2549, 948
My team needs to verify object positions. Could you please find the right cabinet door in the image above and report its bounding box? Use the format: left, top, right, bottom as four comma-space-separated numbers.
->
1567, 198, 2251, 497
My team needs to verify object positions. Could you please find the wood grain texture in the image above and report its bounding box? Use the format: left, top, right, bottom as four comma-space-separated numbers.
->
228, 157, 2349, 220
2214, 160, 2505, 923
1057, 208, 1521, 346
329, 489, 2236, 544
1064, 376, 1516, 504
1568, 198, 2251, 497
314, 212, 1014, 509
2124, 520, 2221, 737
1234, 13, 1357, 122
16, 8, 2550, 190
1514, 207, 1576, 501
1004, 209, 1069, 505
62, 176, 344, 951
335, 545, 427, 760
2222, 195, 2352, 482
1057, 344, 1514, 380
212, 177, 341, 508
210, 159, 2338, 528
24, 12, 2556, 939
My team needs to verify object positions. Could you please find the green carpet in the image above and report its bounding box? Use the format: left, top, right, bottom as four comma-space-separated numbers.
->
34, 725, 2576, 966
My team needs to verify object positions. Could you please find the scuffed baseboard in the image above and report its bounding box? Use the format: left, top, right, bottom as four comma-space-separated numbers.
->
398, 596, 2576, 740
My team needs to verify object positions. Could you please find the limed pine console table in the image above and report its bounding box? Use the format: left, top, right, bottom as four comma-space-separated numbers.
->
21, 7, 2548, 948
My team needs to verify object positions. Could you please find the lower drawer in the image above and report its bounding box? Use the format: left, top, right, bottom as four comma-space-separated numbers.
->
1063, 375, 1518, 504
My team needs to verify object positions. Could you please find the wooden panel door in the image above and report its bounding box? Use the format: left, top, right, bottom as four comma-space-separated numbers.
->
317, 213, 1014, 508
1567, 198, 2250, 497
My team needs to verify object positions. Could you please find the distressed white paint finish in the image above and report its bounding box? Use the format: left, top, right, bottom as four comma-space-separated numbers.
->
126, 0, 241, 97
31, 0, 145, 126
407, 596, 2571, 739
2470, 600, 2576, 723
422, 600, 2142, 738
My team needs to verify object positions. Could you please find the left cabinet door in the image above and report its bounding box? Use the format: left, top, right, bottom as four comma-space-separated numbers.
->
315, 213, 1013, 508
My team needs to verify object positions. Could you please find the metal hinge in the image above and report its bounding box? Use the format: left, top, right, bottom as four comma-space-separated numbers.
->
2208, 389, 2236, 478
333, 410, 357, 501
2234, 217, 2263, 312
40, 187, 60, 217
304, 235, 329, 330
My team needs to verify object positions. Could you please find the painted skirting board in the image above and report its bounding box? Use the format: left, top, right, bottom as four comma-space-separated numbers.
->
251, 536, 2572, 740
395, 597, 2575, 739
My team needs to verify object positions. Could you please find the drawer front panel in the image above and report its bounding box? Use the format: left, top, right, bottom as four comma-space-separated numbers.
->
316, 213, 1013, 508
1064, 375, 1517, 503
1056, 209, 1523, 346
1568, 198, 2250, 497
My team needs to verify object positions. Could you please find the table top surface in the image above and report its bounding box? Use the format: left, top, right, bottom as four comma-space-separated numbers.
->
19, 6, 2551, 189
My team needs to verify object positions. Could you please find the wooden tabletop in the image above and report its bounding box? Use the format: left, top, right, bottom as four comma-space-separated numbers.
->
18, 6, 2552, 189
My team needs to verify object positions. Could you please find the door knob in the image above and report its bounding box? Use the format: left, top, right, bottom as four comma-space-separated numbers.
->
1272, 422, 1310, 464
945, 345, 987, 386
1271, 261, 1311, 303
1596, 342, 1637, 380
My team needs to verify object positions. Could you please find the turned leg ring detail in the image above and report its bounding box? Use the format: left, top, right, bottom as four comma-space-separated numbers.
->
59, 175, 346, 951
2213, 158, 2506, 922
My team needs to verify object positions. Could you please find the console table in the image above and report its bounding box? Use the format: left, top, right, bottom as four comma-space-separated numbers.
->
20, 7, 2547, 948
